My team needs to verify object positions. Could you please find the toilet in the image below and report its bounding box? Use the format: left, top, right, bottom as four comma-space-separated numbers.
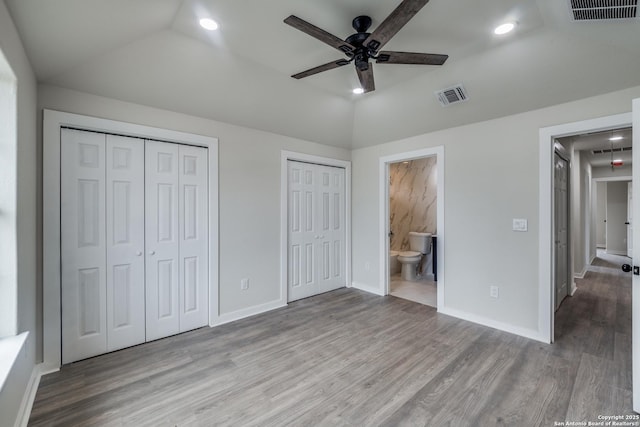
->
397, 232, 432, 281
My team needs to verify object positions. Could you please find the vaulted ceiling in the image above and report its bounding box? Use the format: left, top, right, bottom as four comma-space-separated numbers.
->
5, 0, 640, 148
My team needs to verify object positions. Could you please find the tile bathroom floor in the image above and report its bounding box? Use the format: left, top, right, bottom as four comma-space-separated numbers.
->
389, 274, 437, 307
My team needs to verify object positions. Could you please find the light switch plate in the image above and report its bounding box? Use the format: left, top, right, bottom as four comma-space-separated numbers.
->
513, 218, 528, 232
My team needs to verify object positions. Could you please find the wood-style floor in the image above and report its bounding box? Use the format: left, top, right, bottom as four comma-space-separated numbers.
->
29, 251, 633, 426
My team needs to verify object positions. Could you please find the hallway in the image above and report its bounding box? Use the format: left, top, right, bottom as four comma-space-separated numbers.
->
553, 250, 632, 418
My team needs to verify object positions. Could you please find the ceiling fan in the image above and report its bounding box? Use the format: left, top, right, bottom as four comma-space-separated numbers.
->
284, 0, 448, 93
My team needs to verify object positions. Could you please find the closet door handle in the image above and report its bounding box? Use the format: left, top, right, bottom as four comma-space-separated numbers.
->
136, 251, 142, 256
149, 250, 156, 256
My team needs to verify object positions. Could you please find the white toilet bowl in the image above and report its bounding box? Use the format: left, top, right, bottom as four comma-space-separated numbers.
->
397, 251, 422, 281
397, 232, 432, 281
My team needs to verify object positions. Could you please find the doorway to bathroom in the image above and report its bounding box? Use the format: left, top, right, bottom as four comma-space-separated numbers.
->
379, 147, 445, 309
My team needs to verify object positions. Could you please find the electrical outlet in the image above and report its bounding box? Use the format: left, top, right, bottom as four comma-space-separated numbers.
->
490, 286, 499, 299
241, 278, 249, 290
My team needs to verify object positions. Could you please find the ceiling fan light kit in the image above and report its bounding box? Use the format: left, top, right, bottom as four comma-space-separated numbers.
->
284, 0, 448, 94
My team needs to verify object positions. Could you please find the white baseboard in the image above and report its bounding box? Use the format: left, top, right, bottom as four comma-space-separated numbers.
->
570, 283, 578, 296
351, 281, 385, 296
211, 299, 287, 327
605, 249, 627, 256
438, 306, 549, 344
15, 364, 43, 427
574, 265, 588, 279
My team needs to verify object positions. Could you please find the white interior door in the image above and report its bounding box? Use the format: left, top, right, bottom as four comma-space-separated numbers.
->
628, 182, 633, 258
145, 141, 181, 340
288, 161, 318, 301
554, 152, 569, 310
105, 135, 146, 351
178, 145, 209, 332
288, 161, 346, 302
317, 166, 346, 294
632, 97, 640, 413
61, 129, 108, 363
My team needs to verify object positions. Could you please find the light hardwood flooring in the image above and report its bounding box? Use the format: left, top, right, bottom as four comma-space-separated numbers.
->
29, 251, 632, 426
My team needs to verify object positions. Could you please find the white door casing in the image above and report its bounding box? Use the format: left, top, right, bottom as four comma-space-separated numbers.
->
554, 152, 569, 311
288, 161, 346, 302
178, 145, 209, 331
632, 97, 640, 412
61, 129, 108, 363
105, 135, 146, 352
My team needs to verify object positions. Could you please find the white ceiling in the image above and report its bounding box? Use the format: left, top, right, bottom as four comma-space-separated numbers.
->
5, 0, 640, 148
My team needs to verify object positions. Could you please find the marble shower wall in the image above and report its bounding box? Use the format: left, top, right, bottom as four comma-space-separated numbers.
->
389, 157, 437, 251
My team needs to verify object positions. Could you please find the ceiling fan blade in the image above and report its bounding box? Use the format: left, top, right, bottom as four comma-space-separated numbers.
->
356, 65, 375, 93
284, 15, 355, 54
363, 0, 430, 53
376, 51, 448, 65
292, 59, 351, 79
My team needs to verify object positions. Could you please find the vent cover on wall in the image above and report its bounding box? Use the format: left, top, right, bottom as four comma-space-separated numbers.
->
435, 84, 469, 107
592, 146, 632, 154
568, 0, 638, 21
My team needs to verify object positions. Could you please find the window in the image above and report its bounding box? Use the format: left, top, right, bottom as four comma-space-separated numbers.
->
0, 49, 17, 339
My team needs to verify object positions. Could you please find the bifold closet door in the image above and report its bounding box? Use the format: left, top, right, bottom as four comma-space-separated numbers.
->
178, 144, 209, 332
61, 130, 146, 363
105, 135, 146, 351
316, 166, 346, 294
288, 161, 346, 302
145, 141, 208, 341
61, 129, 108, 363
288, 162, 319, 301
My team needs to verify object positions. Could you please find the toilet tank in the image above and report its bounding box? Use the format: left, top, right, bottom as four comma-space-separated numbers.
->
408, 232, 432, 254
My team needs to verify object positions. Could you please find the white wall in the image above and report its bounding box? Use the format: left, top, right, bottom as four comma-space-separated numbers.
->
351, 85, 640, 339
0, 0, 38, 425
37, 85, 350, 321
571, 150, 592, 279
606, 181, 630, 255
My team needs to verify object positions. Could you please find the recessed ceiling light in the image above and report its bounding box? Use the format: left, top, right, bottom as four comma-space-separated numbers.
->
494, 22, 515, 35
199, 18, 219, 31
609, 136, 623, 141
353, 88, 365, 95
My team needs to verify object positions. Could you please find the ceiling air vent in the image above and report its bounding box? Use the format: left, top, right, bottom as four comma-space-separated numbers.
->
568, 0, 637, 21
435, 84, 469, 107
592, 146, 632, 154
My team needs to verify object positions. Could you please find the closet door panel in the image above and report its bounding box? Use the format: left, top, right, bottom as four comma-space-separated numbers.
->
61, 129, 107, 364
145, 141, 180, 340
317, 166, 346, 293
106, 135, 145, 351
178, 145, 209, 331
288, 161, 319, 302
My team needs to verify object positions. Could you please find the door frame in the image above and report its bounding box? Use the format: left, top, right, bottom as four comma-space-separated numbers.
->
43, 109, 219, 371
379, 147, 445, 307
280, 151, 352, 303
538, 112, 631, 343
